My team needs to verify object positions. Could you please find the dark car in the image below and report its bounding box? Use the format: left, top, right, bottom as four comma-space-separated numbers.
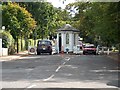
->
83, 44, 96, 55
37, 40, 52, 55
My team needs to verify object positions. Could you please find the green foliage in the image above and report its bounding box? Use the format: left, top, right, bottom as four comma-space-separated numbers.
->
0, 30, 14, 48
18, 2, 55, 39
8, 45, 16, 55
2, 2, 37, 40
66, 2, 119, 47
2, 2, 37, 53
18, 2, 71, 39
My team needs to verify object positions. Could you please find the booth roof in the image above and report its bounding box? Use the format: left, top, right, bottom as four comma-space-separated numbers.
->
57, 24, 79, 32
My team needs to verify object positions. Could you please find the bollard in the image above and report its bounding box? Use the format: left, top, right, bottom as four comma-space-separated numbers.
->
66, 48, 69, 54
61, 46, 64, 54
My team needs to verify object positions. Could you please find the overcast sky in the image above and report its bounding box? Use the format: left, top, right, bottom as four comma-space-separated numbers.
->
47, 0, 77, 9
47, 0, 120, 8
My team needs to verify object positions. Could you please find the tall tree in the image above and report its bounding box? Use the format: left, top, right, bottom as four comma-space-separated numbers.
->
18, 2, 55, 39
18, 2, 71, 39
66, 2, 120, 48
2, 2, 36, 52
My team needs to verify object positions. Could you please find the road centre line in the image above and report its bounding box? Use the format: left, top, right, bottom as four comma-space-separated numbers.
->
43, 74, 54, 81
63, 62, 66, 65
64, 57, 70, 61
55, 66, 62, 72
43, 57, 71, 81
24, 84, 36, 90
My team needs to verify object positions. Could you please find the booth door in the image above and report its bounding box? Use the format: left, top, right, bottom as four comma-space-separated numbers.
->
59, 34, 62, 52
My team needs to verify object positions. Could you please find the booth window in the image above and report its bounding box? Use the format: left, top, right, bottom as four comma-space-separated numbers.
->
66, 33, 69, 44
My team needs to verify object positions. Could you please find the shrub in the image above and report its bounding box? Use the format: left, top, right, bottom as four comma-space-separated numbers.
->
1, 31, 15, 48
8, 45, 16, 55
1, 30, 15, 54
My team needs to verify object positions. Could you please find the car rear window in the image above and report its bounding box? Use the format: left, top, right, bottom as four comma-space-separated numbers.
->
38, 40, 51, 45
84, 46, 95, 48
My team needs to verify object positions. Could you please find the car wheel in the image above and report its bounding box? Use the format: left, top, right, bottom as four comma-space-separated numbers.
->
94, 52, 96, 55
83, 52, 85, 55
49, 52, 52, 55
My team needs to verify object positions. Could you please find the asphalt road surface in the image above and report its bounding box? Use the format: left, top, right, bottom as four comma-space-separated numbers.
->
1, 54, 120, 90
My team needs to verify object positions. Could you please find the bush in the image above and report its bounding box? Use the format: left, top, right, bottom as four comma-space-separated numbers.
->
1, 31, 15, 48
0, 30, 16, 54
8, 45, 16, 55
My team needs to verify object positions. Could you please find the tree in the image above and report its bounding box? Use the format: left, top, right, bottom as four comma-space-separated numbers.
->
66, 2, 120, 48
18, 2, 55, 39
18, 2, 71, 39
2, 2, 36, 52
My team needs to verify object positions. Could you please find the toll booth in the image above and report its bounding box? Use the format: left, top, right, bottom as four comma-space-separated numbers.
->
56, 24, 79, 53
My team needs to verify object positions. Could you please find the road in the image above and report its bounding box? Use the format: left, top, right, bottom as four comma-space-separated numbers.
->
1, 54, 120, 89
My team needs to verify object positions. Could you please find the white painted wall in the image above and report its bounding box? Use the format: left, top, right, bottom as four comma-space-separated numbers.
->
69, 33, 73, 52
75, 34, 78, 46
2, 48, 8, 56
57, 33, 59, 53
61, 33, 66, 52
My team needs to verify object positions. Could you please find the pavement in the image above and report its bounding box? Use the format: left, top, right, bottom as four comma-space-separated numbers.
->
107, 53, 120, 63
0, 51, 119, 62
0, 51, 29, 61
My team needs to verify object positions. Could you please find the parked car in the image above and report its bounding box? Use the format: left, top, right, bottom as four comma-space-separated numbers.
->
37, 40, 52, 55
83, 44, 96, 55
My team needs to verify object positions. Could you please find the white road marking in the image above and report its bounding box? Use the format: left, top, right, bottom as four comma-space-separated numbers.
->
90, 70, 120, 72
63, 62, 66, 65
55, 66, 61, 72
24, 84, 36, 90
43, 57, 71, 81
65, 57, 70, 61
43, 74, 54, 81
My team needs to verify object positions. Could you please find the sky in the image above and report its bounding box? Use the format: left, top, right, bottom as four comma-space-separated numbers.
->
47, 0, 77, 9
47, 0, 120, 8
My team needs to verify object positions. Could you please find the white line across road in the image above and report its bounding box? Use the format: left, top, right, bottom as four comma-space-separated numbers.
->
90, 70, 120, 72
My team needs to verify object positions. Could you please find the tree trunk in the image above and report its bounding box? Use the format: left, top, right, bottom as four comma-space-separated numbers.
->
25, 36, 28, 50
118, 43, 120, 54
16, 37, 19, 53
21, 35, 22, 51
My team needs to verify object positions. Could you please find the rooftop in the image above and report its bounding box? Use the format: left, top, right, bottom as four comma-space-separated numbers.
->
57, 24, 79, 32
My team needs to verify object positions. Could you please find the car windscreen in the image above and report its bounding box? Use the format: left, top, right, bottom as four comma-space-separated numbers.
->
38, 41, 51, 45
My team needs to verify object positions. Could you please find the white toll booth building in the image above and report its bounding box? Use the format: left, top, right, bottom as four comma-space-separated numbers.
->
56, 24, 80, 53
